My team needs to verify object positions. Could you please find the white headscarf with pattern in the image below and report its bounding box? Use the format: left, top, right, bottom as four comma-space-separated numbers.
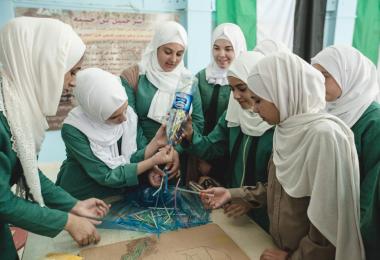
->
0, 17, 86, 206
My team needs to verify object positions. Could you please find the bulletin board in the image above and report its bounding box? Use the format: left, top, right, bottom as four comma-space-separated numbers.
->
15, 8, 179, 130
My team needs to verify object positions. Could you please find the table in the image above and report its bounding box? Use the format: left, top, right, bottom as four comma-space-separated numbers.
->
22, 209, 276, 260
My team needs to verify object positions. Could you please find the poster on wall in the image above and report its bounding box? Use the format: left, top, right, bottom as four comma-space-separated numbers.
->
15, 8, 180, 130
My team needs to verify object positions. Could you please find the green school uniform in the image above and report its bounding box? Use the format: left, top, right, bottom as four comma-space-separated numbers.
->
351, 102, 380, 260
196, 69, 231, 134
185, 111, 274, 230
195, 69, 230, 184
121, 75, 204, 180
56, 124, 148, 200
0, 112, 77, 259
121, 75, 204, 142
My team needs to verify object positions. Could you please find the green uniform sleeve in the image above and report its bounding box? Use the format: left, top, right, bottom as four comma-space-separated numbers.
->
39, 170, 77, 212
185, 111, 228, 160
354, 105, 380, 259
190, 82, 205, 133
62, 124, 139, 188
0, 152, 67, 237
121, 76, 137, 111
130, 124, 148, 163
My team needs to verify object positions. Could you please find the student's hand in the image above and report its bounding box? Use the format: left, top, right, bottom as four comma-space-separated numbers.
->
200, 187, 231, 209
197, 159, 212, 176
65, 213, 100, 247
260, 249, 289, 260
148, 166, 164, 187
177, 116, 193, 144
152, 145, 174, 165
152, 124, 168, 148
71, 198, 110, 220
165, 149, 180, 180
223, 200, 252, 218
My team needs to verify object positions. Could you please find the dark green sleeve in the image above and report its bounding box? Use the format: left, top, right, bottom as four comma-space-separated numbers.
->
185, 111, 228, 160
121, 76, 151, 159
360, 160, 380, 260
0, 152, 67, 237
121, 76, 137, 111
62, 124, 139, 188
130, 124, 148, 163
39, 170, 77, 211
357, 114, 380, 258
191, 82, 205, 133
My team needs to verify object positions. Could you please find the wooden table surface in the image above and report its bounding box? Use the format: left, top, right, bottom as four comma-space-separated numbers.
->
22, 209, 276, 260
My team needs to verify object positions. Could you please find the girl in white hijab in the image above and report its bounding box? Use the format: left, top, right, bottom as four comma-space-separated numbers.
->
202, 52, 364, 260
120, 21, 204, 179
57, 68, 174, 200
203, 23, 247, 132
311, 45, 379, 127
139, 21, 192, 124
188, 23, 247, 182
205, 23, 247, 86
181, 52, 274, 230
0, 17, 109, 256
191, 23, 247, 185
247, 52, 364, 260
312, 44, 380, 260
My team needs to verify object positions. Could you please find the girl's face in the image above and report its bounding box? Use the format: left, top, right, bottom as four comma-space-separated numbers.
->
213, 39, 235, 69
106, 101, 128, 125
228, 76, 255, 110
157, 43, 185, 72
63, 55, 84, 92
313, 64, 342, 102
251, 93, 280, 125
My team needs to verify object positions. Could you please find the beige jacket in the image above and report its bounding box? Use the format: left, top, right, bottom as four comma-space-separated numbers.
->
229, 158, 335, 260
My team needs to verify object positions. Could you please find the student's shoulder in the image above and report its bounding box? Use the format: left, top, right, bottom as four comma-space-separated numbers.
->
195, 68, 206, 78
309, 118, 350, 142
61, 123, 88, 142
361, 102, 380, 125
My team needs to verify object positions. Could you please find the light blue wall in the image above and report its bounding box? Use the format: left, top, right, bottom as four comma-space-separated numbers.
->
333, 0, 357, 45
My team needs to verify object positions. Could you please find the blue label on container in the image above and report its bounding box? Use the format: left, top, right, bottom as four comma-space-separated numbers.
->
172, 92, 193, 112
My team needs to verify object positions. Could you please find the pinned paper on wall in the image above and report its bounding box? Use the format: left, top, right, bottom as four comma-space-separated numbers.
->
79, 224, 250, 260
15, 7, 180, 130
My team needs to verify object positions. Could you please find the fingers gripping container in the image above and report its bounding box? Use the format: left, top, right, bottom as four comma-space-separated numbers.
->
166, 71, 197, 145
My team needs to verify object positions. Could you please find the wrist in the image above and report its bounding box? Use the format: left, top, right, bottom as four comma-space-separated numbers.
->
70, 201, 80, 214
64, 213, 73, 231
149, 156, 158, 167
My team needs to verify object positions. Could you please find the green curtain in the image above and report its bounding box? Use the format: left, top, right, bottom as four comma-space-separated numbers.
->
216, 0, 257, 50
353, 0, 380, 64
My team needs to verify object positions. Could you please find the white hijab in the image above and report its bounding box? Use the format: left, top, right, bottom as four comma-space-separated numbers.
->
64, 68, 137, 169
311, 45, 380, 127
139, 21, 190, 123
225, 51, 272, 136
0, 17, 85, 206
206, 23, 247, 86
253, 39, 290, 55
247, 52, 364, 260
